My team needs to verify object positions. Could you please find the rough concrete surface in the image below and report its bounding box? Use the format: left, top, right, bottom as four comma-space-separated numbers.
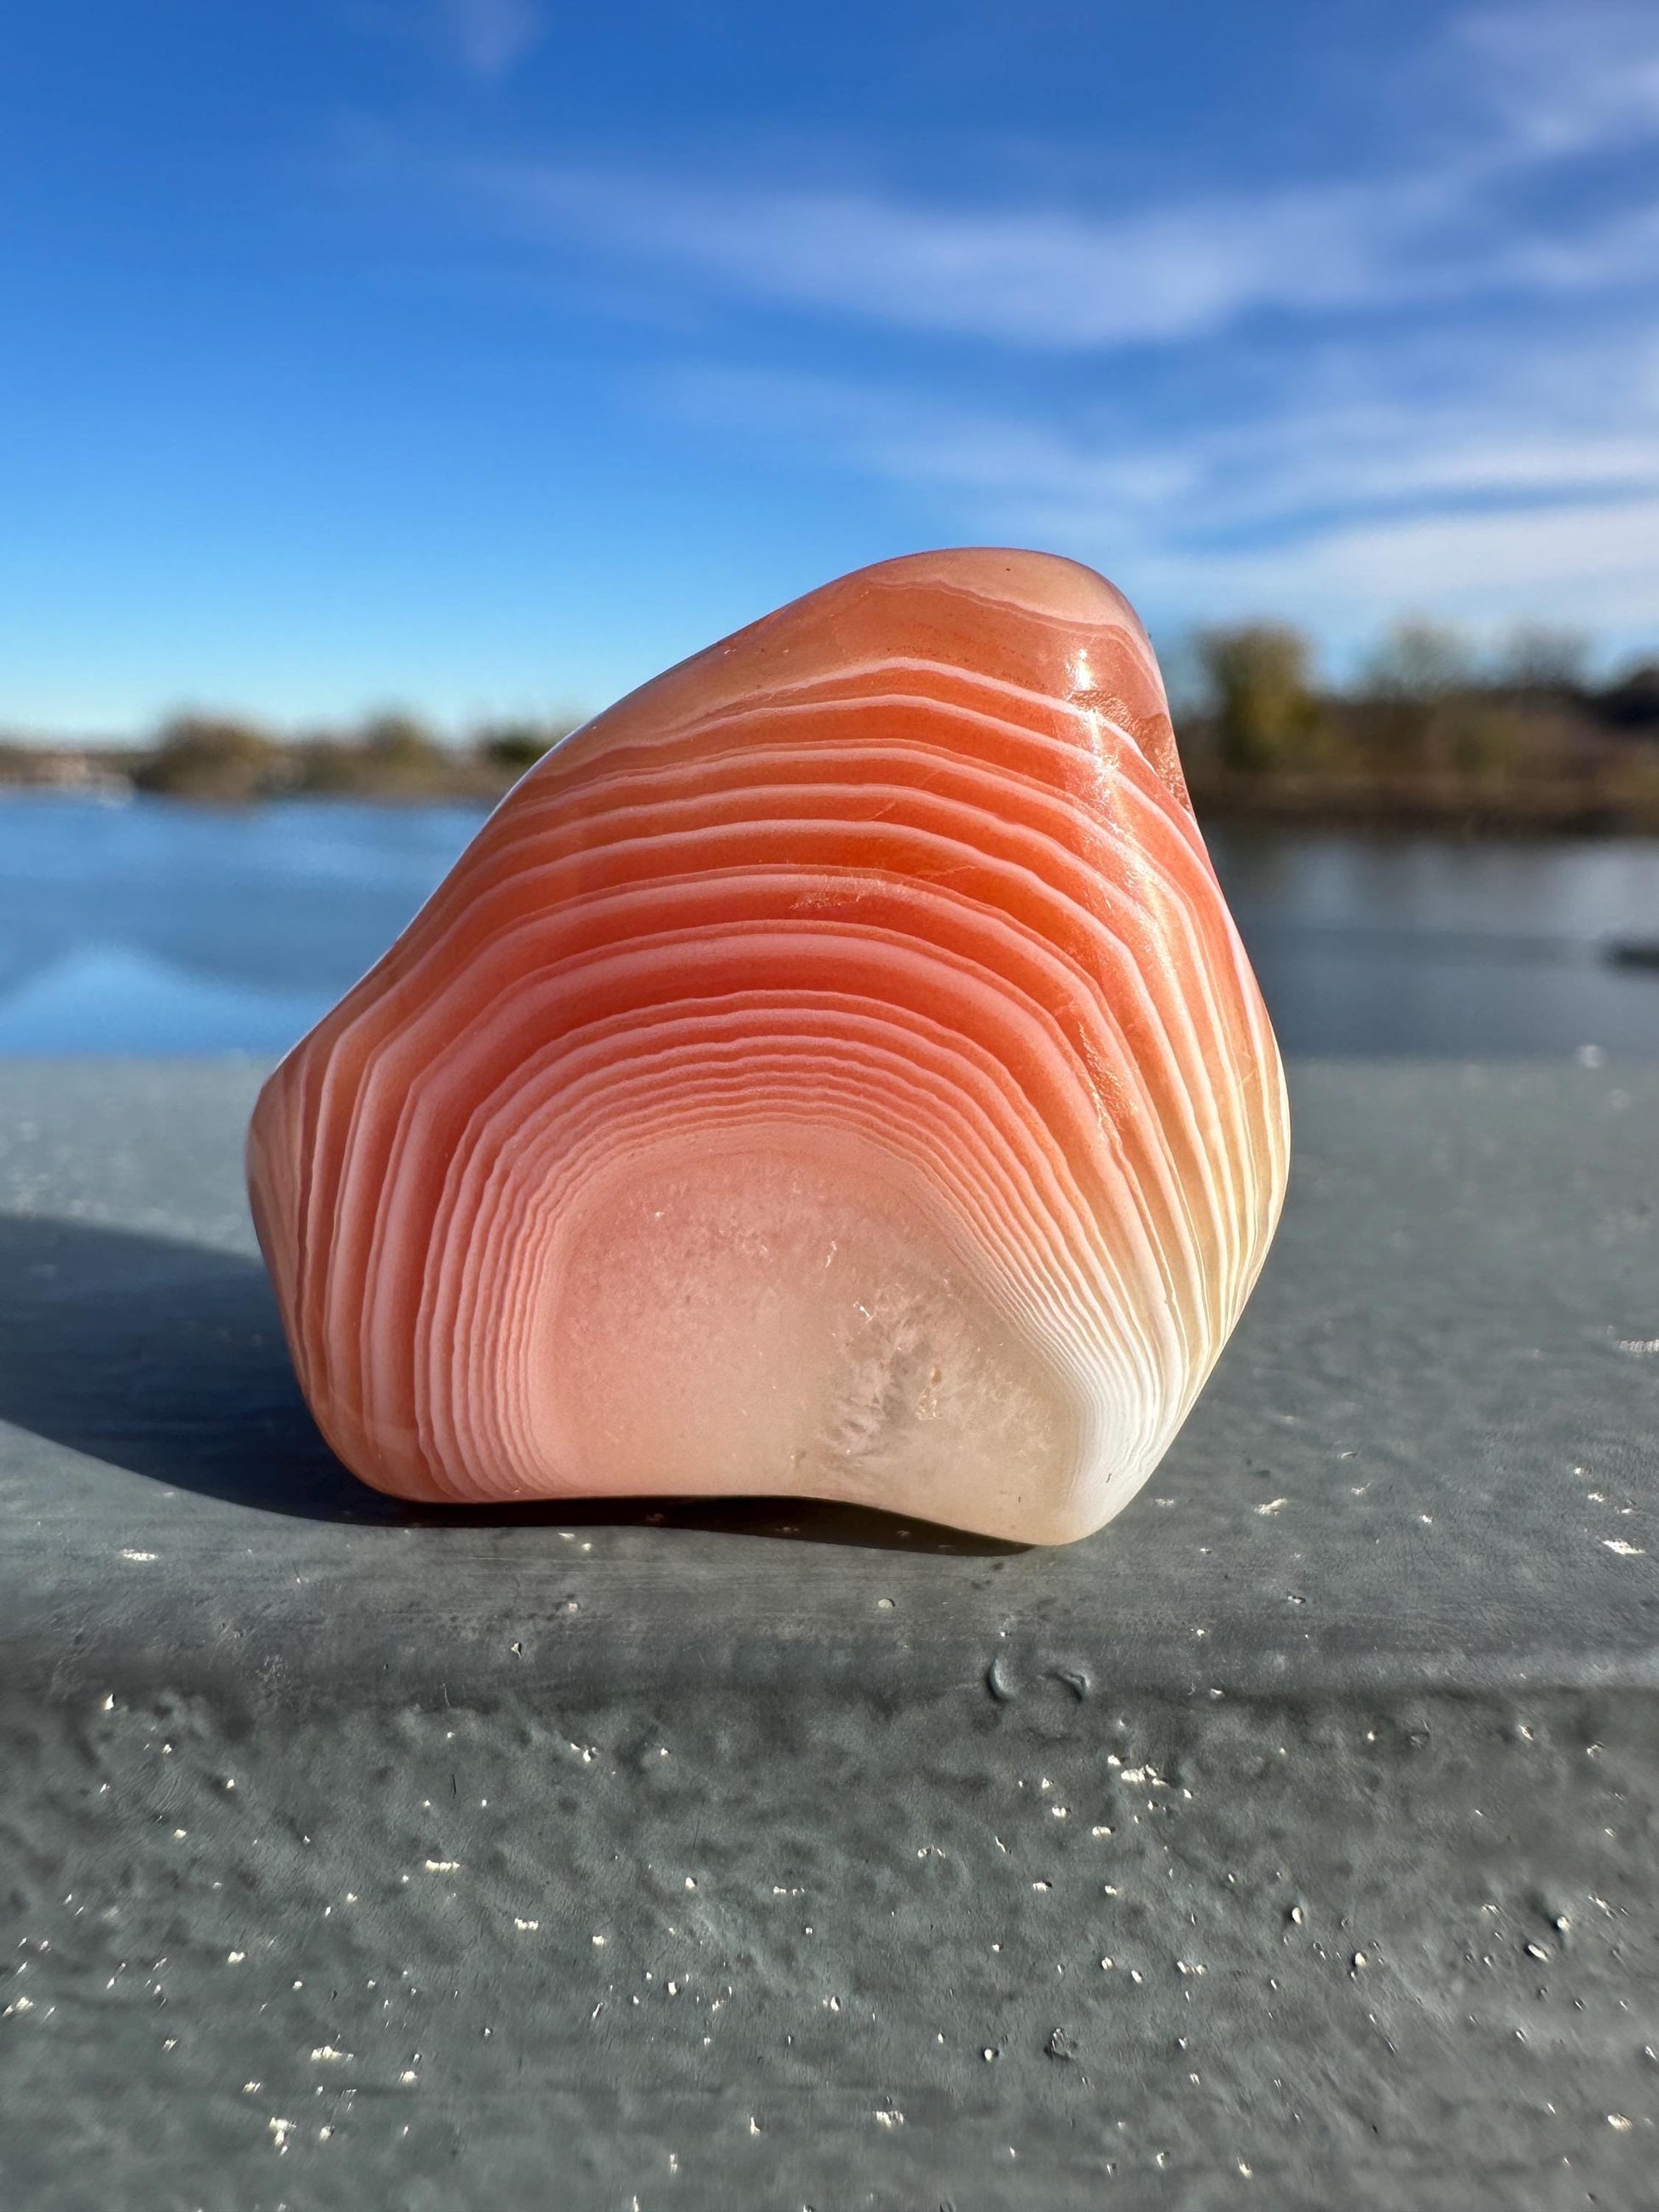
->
1, 1057, 1656, 2209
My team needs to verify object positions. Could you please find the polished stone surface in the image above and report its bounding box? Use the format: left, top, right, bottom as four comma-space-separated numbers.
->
247, 552, 1286, 1542
2, 1058, 1656, 2206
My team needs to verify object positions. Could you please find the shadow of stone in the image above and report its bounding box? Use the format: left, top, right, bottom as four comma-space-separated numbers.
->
0, 1214, 1020, 1556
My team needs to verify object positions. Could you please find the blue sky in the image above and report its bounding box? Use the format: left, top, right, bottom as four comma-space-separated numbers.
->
3, 0, 1658, 734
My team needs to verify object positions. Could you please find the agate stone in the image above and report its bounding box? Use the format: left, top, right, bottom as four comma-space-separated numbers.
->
247, 550, 1288, 1542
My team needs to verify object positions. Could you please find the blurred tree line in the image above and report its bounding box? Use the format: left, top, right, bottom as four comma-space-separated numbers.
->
1176, 618, 1659, 828
5, 622, 1659, 829
123, 709, 583, 803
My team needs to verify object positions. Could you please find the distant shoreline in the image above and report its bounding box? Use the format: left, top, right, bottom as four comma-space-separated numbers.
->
1185, 771, 1659, 838
4, 751, 1659, 839
7, 637, 1659, 838
8, 614, 1659, 832
0, 713, 570, 807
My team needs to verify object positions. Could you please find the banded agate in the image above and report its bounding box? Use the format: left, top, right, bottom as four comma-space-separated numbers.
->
248, 550, 1288, 1543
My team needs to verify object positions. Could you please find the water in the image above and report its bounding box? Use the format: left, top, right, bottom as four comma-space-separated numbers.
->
0, 798, 489, 1055
1206, 824, 1659, 1058
0, 794, 1656, 1057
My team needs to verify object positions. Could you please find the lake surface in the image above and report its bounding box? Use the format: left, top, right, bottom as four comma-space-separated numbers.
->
0, 795, 1656, 1057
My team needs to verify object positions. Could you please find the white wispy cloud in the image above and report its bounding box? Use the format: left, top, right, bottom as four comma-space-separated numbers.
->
668, 334, 1659, 650
400, 0, 1659, 644
1455, 0, 1659, 157
489, 169, 1419, 349
447, 0, 542, 80
1233, 494, 1659, 626
471, 3, 1659, 353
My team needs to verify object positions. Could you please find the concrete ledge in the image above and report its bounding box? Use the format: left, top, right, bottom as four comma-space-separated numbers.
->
2, 1059, 1656, 2205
